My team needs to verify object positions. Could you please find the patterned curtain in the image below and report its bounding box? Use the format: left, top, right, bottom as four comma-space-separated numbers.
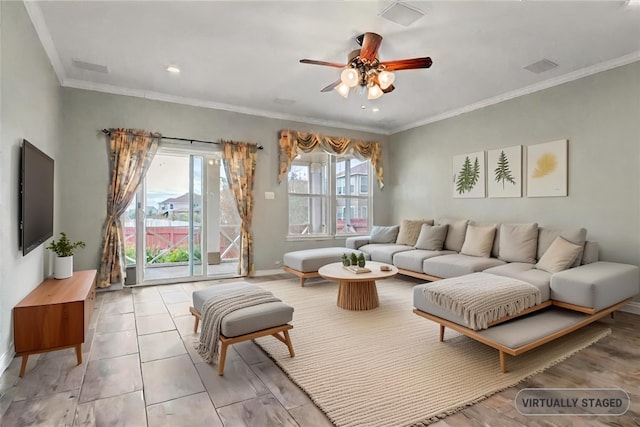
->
278, 130, 384, 189
97, 129, 160, 288
221, 141, 258, 276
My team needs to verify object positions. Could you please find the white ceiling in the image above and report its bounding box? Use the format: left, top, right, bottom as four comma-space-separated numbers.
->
26, 1, 640, 135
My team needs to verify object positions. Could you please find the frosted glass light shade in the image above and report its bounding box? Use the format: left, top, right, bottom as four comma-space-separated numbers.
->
340, 68, 360, 87
335, 82, 350, 98
367, 84, 383, 100
378, 71, 395, 89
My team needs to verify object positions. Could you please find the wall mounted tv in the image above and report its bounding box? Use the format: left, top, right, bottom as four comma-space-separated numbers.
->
20, 139, 54, 255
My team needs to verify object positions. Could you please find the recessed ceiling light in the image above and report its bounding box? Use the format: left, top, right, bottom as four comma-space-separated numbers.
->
372, 108, 380, 113
361, 105, 366, 109
166, 65, 181, 74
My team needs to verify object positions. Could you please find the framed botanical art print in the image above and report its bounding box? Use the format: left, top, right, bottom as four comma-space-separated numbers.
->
527, 139, 568, 197
487, 145, 522, 198
452, 151, 485, 198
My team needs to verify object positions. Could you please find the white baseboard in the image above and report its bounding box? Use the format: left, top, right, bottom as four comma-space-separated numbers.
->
253, 268, 285, 277
0, 343, 15, 375
620, 301, 640, 315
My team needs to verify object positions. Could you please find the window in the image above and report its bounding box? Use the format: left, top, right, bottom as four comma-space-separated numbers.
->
337, 177, 345, 195
288, 152, 372, 238
360, 175, 368, 194
287, 154, 328, 236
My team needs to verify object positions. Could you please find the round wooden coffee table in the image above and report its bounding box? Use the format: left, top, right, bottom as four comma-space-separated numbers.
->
318, 261, 398, 310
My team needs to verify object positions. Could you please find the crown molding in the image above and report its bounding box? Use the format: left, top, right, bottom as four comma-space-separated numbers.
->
61, 78, 389, 135
23, 1, 66, 85
392, 52, 640, 134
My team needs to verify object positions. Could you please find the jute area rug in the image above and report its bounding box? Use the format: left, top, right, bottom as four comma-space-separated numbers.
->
253, 277, 611, 427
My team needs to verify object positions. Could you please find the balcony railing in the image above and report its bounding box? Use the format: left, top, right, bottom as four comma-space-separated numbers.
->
124, 224, 240, 266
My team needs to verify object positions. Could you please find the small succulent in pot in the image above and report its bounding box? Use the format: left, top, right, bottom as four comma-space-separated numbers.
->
342, 253, 350, 267
350, 252, 358, 266
357, 253, 366, 268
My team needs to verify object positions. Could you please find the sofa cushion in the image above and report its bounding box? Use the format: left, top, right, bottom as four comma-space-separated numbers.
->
414, 224, 448, 251
422, 254, 506, 279
537, 227, 586, 267
483, 263, 551, 301
393, 249, 456, 272
460, 224, 496, 258
358, 243, 413, 264
370, 225, 400, 244
396, 219, 434, 246
550, 261, 640, 311
498, 223, 538, 263
536, 236, 583, 273
581, 241, 599, 265
437, 218, 469, 252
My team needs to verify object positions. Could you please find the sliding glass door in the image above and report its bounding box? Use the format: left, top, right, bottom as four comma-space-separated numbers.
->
123, 146, 240, 285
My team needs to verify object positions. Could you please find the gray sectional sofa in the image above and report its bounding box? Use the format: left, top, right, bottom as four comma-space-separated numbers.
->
346, 218, 639, 314
346, 218, 639, 372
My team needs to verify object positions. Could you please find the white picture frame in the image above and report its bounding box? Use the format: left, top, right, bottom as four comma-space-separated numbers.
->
527, 139, 568, 197
452, 151, 485, 198
487, 145, 522, 198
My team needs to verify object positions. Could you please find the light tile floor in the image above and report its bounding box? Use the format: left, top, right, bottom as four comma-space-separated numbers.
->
0, 277, 333, 426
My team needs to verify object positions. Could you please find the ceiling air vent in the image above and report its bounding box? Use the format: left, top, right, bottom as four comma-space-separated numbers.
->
72, 59, 109, 74
379, 2, 425, 27
524, 59, 558, 74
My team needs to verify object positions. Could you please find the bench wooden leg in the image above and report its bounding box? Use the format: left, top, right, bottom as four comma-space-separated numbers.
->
218, 340, 229, 376
499, 351, 507, 373
190, 306, 201, 333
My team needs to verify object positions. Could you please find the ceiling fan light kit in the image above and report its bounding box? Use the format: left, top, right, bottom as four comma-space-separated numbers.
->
300, 32, 432, 101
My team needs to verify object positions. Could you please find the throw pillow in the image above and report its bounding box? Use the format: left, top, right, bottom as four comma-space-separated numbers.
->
396, 219, 434, 246
437, 218, 469, 252
460, 224, 497, 258
536, 236, 583, 273
498, 223, 539, 263
414, 224, 449, 251
537, 227, 587, 268
370, 225, 400, 244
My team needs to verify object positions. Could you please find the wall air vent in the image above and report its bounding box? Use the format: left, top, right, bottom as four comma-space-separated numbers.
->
524, 59, 558, 74
379, 2, 425, 27
72, 59, 109, 74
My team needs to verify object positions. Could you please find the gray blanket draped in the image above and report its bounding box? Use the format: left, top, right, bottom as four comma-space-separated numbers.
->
422, 272, 542, 330
196, 287, 281, 363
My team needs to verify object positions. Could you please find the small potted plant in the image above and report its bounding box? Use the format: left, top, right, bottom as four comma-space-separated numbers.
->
46, 232, 86, 279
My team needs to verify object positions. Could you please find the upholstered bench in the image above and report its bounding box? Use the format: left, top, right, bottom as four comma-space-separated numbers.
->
283, 247, 366, 286
190, 281, 295, 375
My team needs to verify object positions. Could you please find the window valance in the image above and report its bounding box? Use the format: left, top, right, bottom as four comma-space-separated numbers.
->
278, 130, 384, 189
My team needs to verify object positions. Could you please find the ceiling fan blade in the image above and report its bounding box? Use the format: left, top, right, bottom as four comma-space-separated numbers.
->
300, 59, 346, 68
359, 32, 383, 62
321, 80, 342, 92
381, 84, 395, 94
380, 57, 433, 71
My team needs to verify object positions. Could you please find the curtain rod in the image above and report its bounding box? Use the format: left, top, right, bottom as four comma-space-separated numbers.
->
100, 129, 264, 150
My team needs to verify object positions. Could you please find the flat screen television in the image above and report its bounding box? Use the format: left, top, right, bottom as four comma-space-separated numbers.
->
20, 139, 54, 255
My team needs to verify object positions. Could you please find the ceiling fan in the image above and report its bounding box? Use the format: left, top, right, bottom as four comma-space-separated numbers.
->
300, 32, 432, 100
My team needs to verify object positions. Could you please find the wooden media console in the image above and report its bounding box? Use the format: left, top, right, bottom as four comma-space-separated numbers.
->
13, 270, 97, 377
